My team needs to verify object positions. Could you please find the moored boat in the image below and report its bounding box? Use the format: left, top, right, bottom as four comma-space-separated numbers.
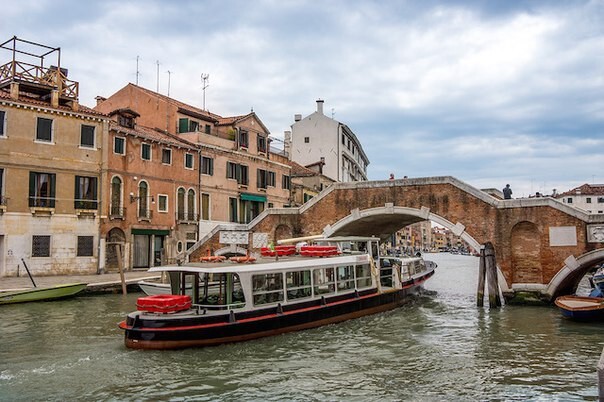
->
554, 295, 604, 321
119, 236, 436, 350
0, 283, 87, 305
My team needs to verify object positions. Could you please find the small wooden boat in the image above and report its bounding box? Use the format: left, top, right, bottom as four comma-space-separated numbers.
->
0, 283, 87, 305
119, 236, 436, 350
554, 295, 604, 321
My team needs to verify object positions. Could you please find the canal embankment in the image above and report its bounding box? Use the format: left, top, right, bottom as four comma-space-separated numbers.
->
0, 271, 159, 294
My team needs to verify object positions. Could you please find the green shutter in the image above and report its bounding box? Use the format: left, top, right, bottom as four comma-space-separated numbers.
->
178, 118, 189, 133
49, 174, 56, 208
29, 172, 35, 207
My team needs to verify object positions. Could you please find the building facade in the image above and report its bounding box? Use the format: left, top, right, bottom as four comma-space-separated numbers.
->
0, 37, 108, 276
287, 100, 369, 183
557, 184, 604, 214
95, 84, 291, 241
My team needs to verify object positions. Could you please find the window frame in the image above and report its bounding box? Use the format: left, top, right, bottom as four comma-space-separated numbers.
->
35, 117, 54, 143
185, 153, 194, 170
74, 175, 98, 210
114, 136, 126, 155
29, 171, 56, 208
141, 143, 152, 161
239, 130, 249, 148
282, 175, 291, 190
0, 109, 6, 137
76, 236, 94, 257
32, 235, 51, 257
80, 124, 96, 149
201, 156, 214, 175
161, 148, 172, 165
157, 194, 168, 213
201, 193, 210, 220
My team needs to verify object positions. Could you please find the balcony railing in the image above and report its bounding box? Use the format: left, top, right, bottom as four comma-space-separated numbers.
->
109, 205, 125, 218
176, 211, 198, 222
0, 195, 6, 206
138, 208, 153, 220
29, 197, 55, 208
0, 61, 79, 99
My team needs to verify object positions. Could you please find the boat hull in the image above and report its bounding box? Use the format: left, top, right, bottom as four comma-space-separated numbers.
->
0, 283, 87, 305
554, 295, 604, 321
121, 271, 434, 350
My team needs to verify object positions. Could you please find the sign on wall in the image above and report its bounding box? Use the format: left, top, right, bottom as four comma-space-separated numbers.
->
219, 231, 249, 245
549, 226, 577, 246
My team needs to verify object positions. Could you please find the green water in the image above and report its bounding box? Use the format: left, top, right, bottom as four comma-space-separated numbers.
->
1, 253, 602, 401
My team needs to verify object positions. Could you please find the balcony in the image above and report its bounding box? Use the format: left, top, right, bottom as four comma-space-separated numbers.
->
109, 205, 126, 219
138, 208, 153, 221
176, 211, 198, 224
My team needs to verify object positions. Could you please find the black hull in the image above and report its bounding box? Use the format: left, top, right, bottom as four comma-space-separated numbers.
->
121, 271, 433, 350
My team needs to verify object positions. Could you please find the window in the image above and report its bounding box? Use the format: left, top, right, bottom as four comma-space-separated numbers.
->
356, 264, 372, 288
32, 235, 51, 257
141, 143, 151, 161
0, 110, 6, 137
342, 133, 345, 145
77, 236, 94, 257
201, 193, 210, 220
304, 137, 309, 143
313, 267, 335, 295
110, 176, 122, 217
75, 176, 98, 209
257, 169, 267, 189
336, 265, 355, 292
0, 167, 4, 205
114, 136, 125, 155
177, 188, 186, 220
268, 171, 276, 187
586, 198, 592, 204
257, 136, 267, 153
205, 124, 211, 134
567, 197, 573, 204
29, 172, 56, 207
599, 197, 604, 203
80, 125, 95, 148
187, 189, 196, 221
201, 157, 214, 175
303, 193, 313, 203
117, 115, 134, 128
286, 270, 312, 300
229, 197, 238, 223
137, 181, 151, 219
185, 153, 194, 169
161, 148, 172, 165
227, 162, 248, 185
282, 175, 291, 190
252, 273, 284, 305
36, 117, 53, 142
189, 120, 199, 132
239, 130, 249, 148
157, 194, 168, 212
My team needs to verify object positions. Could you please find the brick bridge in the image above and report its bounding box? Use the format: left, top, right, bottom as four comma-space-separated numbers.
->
191, 176, 604, 301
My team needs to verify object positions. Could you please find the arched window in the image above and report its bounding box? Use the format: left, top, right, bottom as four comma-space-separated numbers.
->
177, 187, 185, 220
187, 189, 196, 220
110, 176, 122, 217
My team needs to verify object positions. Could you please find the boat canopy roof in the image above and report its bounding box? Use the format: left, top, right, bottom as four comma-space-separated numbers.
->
148, 253, 371, 275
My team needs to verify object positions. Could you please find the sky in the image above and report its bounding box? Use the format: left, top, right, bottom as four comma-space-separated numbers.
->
2, 0, 603, 198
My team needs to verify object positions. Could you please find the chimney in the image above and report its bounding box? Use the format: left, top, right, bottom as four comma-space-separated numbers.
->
294, 114, 302, 122
316, 99, 324, 114
284, 131, 292, 159
95, 96, 106, 106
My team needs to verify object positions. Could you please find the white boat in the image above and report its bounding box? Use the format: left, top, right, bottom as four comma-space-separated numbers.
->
120, 236, 436, 350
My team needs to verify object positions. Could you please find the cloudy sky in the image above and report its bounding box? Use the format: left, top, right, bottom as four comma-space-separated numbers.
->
3, 0, 603, 197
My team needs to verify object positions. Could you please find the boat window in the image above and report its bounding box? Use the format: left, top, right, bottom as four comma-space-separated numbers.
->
355, 264, 372, 288
313, 267, 335, 296
199, 273, 245, 308
286, 270, 312, 300
336, 265, 355, 292
252, 273, 284, 305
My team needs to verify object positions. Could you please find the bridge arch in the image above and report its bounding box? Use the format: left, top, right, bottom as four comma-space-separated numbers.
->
546, 248, 604, 298
322, 203, 510, 293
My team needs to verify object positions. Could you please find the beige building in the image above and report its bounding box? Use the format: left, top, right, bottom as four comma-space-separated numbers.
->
557, 183, 604, 214
95, 84, 291, 239
0, 37, 108, 276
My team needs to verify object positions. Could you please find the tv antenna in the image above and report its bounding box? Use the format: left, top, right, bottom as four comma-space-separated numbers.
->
135, 55, 140, 85
331, 108, 335, 119
167, 70, 172, 97
156, 60, 160, 93
201, 73, 209, 110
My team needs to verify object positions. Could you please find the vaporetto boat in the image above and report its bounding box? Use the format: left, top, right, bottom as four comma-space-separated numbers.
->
119, 236, 436, 350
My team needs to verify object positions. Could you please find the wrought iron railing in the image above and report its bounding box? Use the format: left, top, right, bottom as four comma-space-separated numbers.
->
109, 205, 125, 218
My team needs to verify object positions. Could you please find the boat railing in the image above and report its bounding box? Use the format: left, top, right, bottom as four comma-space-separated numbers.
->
193, 302, 246, 312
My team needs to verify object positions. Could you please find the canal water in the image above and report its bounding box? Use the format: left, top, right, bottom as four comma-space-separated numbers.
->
1, 253, 602, 401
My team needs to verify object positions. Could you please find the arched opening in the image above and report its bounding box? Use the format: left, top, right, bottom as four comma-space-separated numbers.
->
511, 221, 542, 284
274, 224, 293, 243
106, 227, 126, 271
547, 248, 604, 299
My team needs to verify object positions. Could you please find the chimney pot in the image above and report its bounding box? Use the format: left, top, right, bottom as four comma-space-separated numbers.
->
316, 99, 324, 114
294, 114, 302, 122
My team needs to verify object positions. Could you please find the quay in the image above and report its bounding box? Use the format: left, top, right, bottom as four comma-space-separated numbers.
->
0, 271, 159, 294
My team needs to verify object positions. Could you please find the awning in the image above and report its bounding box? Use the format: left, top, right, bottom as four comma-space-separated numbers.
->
131, 229, 170, 236
240, 193, 267, 203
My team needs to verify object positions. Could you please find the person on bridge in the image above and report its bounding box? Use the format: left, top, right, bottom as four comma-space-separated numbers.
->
503, 184, 513, 199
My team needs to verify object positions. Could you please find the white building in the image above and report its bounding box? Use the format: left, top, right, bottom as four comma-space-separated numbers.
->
286, 100, 369, 182
557, 183, 604, 214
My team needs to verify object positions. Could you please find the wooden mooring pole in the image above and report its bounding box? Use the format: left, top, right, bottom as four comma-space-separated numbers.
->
115, 243, 127, 295
476, 247, 486, 307
477, 242, 501, 308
